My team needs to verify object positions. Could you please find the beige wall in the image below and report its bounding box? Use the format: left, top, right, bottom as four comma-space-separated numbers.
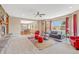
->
76, 11, 79, 36
78, 14, 79, 36
50, 10, 79, 36
8, 10, 79, 36
9, 17, 21, 36
68, 15, 73, 36
69, 10, 79, 36
20, 21, 39, 34
30, 21, 39, 34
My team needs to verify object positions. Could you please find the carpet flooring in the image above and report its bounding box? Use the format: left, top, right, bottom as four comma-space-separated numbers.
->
1, 35, 79, 54
0, 38, 9, 53
28, 37, 57, 50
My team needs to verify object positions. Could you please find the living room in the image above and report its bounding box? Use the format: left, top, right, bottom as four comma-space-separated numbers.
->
0, 4, 79, 54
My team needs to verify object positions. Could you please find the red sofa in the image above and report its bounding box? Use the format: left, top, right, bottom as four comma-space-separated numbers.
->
70, 36, 79, 50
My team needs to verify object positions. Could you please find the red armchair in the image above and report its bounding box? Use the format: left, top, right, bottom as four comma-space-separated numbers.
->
35, 31, 40, 35
34, 31, 40, 39
70, 36, 79, 50
38, 36, 43, 43
34, 31, 44, 43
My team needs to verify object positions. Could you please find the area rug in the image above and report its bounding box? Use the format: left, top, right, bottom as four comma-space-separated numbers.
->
28, 37, 55, 50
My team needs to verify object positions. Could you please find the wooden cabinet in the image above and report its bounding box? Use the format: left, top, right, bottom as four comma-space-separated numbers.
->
0, 15, 9, 35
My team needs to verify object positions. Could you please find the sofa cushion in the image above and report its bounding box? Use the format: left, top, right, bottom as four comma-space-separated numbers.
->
51, 31, 57, 34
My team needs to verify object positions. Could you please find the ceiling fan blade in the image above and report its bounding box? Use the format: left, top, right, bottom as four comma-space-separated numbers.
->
34, 11, 46, 17
34, 11, 40, 17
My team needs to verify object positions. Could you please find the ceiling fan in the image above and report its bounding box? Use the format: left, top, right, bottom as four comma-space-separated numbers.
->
35, 11, 46, 17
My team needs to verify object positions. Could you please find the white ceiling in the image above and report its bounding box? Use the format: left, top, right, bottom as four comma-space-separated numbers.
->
2, 4, 79, 20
